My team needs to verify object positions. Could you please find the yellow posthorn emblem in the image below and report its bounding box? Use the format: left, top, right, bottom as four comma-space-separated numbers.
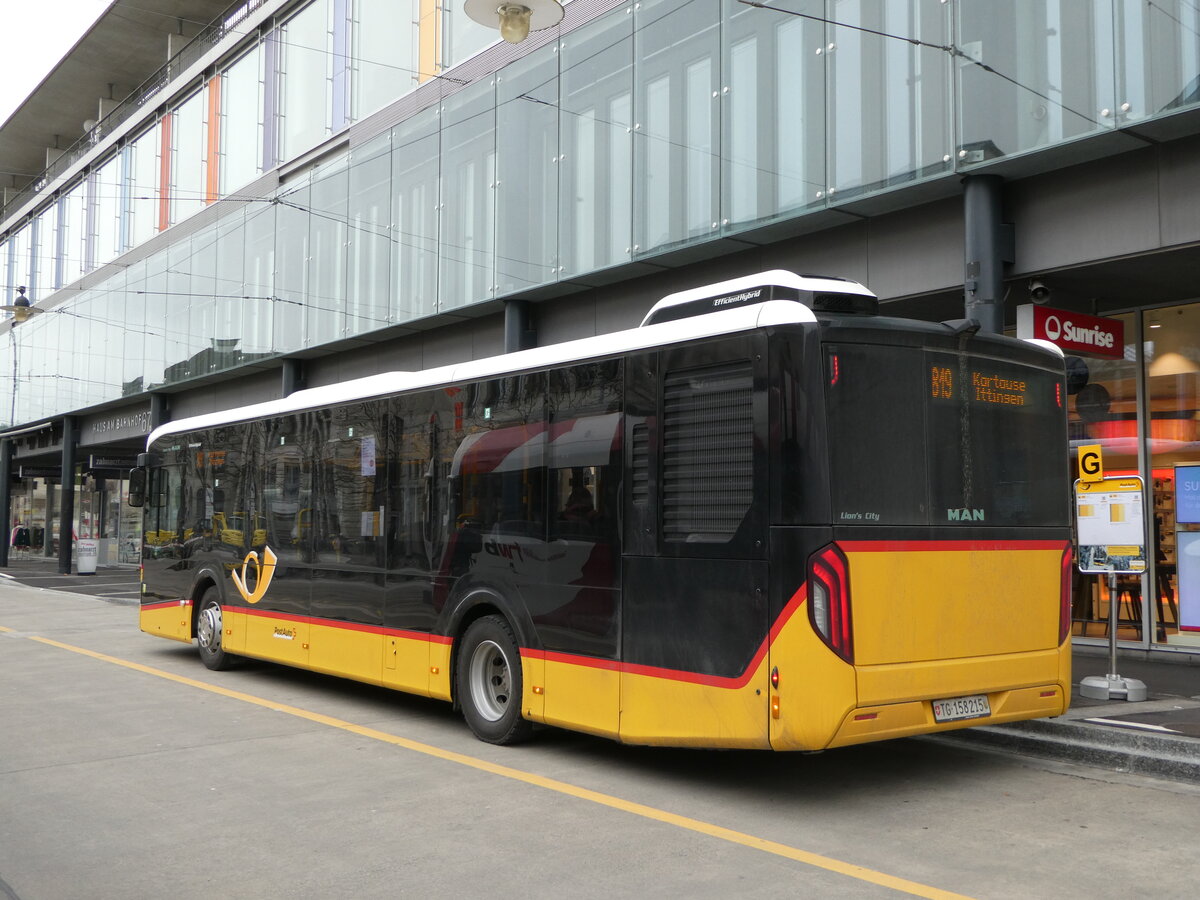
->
231, 545, 278, 604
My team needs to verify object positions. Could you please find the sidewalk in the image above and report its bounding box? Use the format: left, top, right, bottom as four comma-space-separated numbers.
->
933, 646, 1200, 784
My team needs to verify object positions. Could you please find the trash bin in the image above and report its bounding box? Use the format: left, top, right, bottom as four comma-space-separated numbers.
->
77, 539, 99, 575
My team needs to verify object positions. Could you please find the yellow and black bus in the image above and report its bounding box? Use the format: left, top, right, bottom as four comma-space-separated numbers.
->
130, 270, 1072, 750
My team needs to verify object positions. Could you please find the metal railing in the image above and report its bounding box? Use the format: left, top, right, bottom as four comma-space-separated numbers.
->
1, 0, 273, 225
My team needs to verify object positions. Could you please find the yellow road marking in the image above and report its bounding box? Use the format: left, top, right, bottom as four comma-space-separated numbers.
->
22, 633, 971, 900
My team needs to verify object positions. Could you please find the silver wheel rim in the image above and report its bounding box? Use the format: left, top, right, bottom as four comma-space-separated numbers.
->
468, 639, 513, 722
198, 602, 222, 652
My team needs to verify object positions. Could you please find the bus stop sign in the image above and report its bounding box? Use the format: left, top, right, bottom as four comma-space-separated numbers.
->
1078, 444, 1103, 483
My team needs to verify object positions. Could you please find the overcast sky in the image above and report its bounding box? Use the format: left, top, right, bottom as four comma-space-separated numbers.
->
1, 1, 111, 130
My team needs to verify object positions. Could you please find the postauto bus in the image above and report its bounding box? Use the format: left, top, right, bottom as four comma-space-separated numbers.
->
130, 271, 1072, 749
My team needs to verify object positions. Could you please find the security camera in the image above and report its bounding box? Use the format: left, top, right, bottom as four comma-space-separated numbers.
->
1028, 279, 1051, 304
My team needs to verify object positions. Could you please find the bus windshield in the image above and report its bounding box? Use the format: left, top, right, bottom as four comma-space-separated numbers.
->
824, 342, 1069, 527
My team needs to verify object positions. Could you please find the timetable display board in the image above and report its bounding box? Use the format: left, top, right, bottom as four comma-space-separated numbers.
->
1075, 476, 1147, 574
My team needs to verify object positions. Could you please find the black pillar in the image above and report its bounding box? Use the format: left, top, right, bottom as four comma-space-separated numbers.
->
0, 439, 11, 567
44, 482, 55, 558
282, 358, 306, 396
150, 392, 170, 430
504, 299, 535, 353
58, 416, 78, 575
963, 174, 1012, 335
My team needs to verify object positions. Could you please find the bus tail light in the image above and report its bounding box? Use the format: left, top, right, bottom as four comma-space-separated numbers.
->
1059, 545, 1073, 645
809, 544, 853, 663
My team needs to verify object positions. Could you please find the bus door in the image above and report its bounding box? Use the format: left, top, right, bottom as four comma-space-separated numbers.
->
222, 419, 310, 668
307, 404, 387, 684
619, 341, 771, 748
139, 453, 196, 643
536, 363, 623, 739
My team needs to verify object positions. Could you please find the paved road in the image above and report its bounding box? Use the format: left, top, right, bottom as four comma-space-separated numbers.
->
3, 583, 1198, 900
0, 566, 142, 604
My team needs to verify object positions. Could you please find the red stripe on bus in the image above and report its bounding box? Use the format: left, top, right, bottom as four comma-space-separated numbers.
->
232, 605, 453, 644
142, 600, 189, 612
839, 539, 1070, 553
522, 585, 808, 690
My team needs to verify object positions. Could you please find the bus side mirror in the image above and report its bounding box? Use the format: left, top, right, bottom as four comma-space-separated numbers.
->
128, 468, 147, 508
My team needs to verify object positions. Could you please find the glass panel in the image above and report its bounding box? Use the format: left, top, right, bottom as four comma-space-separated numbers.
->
122, 261, 148, 396
0, 239, 9, 305
84, 284, 126, 406
163, 239, 194, 384
34, 201, 58, 294
957, 0, 1116, 163
274, 176, 309, 353
61, 181, 87, 287
214, 211, 250, 373
93, 153, 124, 266
173, 90, 207, 224
185, 227, 220, 381
353, 0, 419, 120
828, 0, 952, 199
130, 123, 160, 248
1143, 305, 1200, 647
1116, 0, 1200, 122
1067, 313, 1139, 641
222, 45, 263, 195
348, 132, 392, 335
443, 4, 496, 69
440, 81, 496, 311
496, 42, 559, 294
0, 330, 11, 428
281, 0, 332, 159
391, 105, 440, 322
10, 224, 31, 296
142, 250, 169, 389
559, 6, 633, 277
243, 198, 276, 354
307, 153, 349, 344
634, 0, 721, 254
15, 314, 51, 424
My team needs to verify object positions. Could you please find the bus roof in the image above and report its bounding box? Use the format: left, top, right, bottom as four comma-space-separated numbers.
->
641, 270, 877, 326
146, 296, 818, 449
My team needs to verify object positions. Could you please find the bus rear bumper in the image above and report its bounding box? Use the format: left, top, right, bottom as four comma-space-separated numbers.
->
823, 682, 1070, 750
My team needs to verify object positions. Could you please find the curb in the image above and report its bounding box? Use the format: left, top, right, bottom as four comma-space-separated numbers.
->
928, 717, 1200, 784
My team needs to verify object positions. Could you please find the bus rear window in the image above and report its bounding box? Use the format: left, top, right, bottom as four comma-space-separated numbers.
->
824, 344, 1068, 527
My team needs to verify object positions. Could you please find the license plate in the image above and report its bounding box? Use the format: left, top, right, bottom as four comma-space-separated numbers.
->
931, 694, 991, 723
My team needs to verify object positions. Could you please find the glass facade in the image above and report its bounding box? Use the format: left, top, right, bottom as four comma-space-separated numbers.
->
1068, 306, 1200, 650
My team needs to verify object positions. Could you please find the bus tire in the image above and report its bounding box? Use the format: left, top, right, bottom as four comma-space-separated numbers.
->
457, 615, 533, 745
196, 588, 238, 671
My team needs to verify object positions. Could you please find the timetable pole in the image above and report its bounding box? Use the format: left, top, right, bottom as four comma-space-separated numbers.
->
1076, 471, 1149, 702
1107, 572, 1120, 677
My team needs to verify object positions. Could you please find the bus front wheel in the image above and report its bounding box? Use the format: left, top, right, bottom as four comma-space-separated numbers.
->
196, 588, 239, 671
457, 615, 533, 745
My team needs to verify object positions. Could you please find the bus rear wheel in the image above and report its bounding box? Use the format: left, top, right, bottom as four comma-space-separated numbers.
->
196, 588, 238, 671
457, 615, 533, 745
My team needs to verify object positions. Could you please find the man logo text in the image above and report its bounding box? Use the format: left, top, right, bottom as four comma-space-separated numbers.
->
948, 508, 985, 522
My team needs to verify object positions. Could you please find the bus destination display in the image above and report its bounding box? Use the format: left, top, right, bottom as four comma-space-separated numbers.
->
929, 365, 1037, 408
